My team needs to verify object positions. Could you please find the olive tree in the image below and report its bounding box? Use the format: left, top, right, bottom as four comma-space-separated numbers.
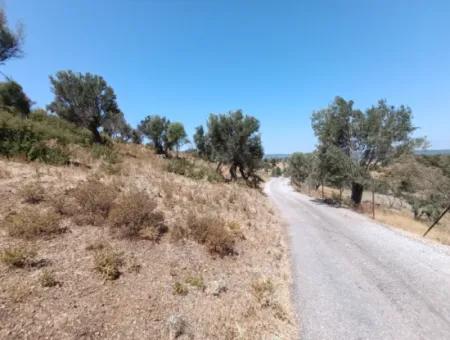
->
0, 9, 23, 65
47, 71, 123, 143
165, 122, 188, 156
137, 115, 169, 154
0, 80, 32, 115
312, 97, 421, 204
199, 110, 264, 187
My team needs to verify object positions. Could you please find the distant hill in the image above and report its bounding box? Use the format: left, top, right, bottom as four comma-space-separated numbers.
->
415, 149, 450, 156
264, 154, 290, 160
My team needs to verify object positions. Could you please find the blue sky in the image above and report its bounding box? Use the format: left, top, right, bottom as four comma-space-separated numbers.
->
2, 0, 450, 153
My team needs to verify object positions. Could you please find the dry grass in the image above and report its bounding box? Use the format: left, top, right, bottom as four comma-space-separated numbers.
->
0, 146, 297, 339
39, 269, 60, 287
300, 183, 450, 245
3, 208, 65, 239
19, 181, 46, 204
108, 190, 166, 240
93, 245, 124, 280
0, 246, 37, 268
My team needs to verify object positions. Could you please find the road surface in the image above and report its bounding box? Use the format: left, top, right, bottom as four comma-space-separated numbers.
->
265, 178, 450, 340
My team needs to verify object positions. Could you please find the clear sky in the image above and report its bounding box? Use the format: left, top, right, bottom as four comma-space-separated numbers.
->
2, 0, 450, 153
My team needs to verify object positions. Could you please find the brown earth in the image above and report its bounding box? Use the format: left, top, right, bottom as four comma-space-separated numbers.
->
0, 144, 298, 339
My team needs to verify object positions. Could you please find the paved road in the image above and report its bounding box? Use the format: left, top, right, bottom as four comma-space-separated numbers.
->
265, 178, 450, 340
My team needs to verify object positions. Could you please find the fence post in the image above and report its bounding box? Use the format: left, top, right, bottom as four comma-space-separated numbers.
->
423, 204, 450, 237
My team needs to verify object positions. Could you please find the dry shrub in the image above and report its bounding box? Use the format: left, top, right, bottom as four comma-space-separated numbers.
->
251, 278, 274, 307
186, 214, 235, 256
3, 208, 65, 239
93, 246, 124, 280
0, 166, 11, 179
0, 246, 37, 268
39, 269, 60, 287
72, 178, 118, 225
108, 190, 166, 240
19, 181, 46, 204
51, 192, 78, 216
85, 240, 107, 252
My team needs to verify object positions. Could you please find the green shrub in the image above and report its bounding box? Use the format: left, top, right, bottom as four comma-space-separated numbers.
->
91, 144, 120, 164
167, 158, 224, 183
0, 110, 91, 163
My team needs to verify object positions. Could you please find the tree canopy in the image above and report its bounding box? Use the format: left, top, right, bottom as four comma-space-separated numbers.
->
47, 71, 123, 143
195, 110, 264, 186
0, 9, 23, 65
310, 96, 422, 204
0, 80, 32, 116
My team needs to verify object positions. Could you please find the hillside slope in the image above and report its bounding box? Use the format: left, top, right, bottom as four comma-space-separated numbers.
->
0, 144, 298, 339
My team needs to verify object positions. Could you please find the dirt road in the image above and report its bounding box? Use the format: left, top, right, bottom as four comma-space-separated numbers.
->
266, 178, 450, 340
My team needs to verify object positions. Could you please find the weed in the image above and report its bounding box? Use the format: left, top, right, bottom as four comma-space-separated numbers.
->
185, 275, 205, 290
4, 208, 65, 239
93, 246, 124, 280
251, 278, 275, 307
39, 270, 60, 287
173, 281, 188, 296
108, 190, 166, 240
0, 246, 37, 268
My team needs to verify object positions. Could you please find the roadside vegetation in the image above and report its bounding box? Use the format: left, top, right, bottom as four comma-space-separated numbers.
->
287, 96, 450, 243
0, 8, 296, 339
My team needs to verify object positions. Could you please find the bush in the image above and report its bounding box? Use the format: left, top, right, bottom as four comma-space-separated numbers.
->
0, 110, 91, 162
0, 246, 37, 268
166, 158, 224, 183
91, 144, 120, 164
93, 246, 124, 280
186, 214, 235, 256
19, 181, 46, 204
3, 208, 65, 239
108, 190, 166, 240
72, 179, 118, 225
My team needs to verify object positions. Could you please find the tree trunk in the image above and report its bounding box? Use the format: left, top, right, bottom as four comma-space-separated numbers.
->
91, 127, 102, 144
230, 163, 237, 180
351, 182, 364, 205
321, 180, 324, 199
372, 189, 375, 219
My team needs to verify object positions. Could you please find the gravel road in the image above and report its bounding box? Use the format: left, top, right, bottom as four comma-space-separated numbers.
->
265, 178, 450, 340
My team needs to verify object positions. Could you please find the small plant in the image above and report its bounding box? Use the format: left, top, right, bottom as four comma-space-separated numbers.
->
93, 246, 124, 280
4, 208, 65, 239
39, 270, 59, 287
173, 281, 188, 296
185, 275, 205, 290
0, 246, 37, 268
19, 181, 45, 204
251, 278, 275, 307
186, 214, 235, 257
85, 240, 107, 251
108, 190, 166, 240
